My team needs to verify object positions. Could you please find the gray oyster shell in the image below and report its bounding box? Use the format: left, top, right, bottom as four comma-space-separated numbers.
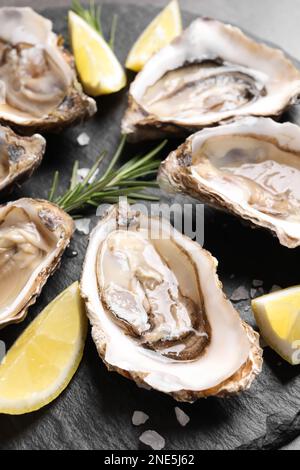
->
0, 125, 45, 194
122, 17, 300, 141
0, 7, 96, 134
159, 117, 300, 248
81, 203, 262, 402
0, 198, 74, 328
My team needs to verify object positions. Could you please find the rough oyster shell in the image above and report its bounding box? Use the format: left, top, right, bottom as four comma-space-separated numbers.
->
0, 198, 74, 327
122, 17, 300, 141
81, 203, 262, 402
159, 117, 300, 249
0, 7, 96, 133
0, 125, 45, 195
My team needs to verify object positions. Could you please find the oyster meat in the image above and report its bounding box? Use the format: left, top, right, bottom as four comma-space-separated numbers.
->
0, 125, 45, 194
0, 7, 96, 133
159, 117, 300, 248
81, 203, 262, 402
0, 198, 74, 327
122, 18, 300, 141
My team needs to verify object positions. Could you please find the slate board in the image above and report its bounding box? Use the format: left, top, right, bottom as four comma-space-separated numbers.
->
0, 3, 299, 451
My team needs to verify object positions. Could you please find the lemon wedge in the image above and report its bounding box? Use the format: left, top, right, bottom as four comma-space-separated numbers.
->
252, 286, 300, 365
68, 11, 126, 96
126, 0, 182, 72
0, 282, 87, 415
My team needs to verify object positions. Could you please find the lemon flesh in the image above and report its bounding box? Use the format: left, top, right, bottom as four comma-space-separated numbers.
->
68, 11, 126, 96
252, 286, 300, 365
0, 282, 87, 414
126, 0, 182, 72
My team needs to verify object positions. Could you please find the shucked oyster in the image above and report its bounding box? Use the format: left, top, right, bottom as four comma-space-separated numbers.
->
0, 7, 96, 133
159, 117, 300, 248
122, 18, 300, 141
0, 198, 74, 327
81, 203, 262, 402
0, 125, 45, 194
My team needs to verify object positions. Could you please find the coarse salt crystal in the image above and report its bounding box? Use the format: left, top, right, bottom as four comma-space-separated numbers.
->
230, 285, 249, 302
77, 167, 99, 184
270, 284, 282, 293
77, 132, 90, 146
137, 382, 151, 390
139, 430, 165, 450
175, 407, 190, 427
132, 411, 149, 426
75, 218, 91, 235
250, 288, 257, 299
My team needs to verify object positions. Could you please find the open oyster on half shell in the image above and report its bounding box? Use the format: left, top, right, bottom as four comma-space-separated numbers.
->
122, 17, 300, 141
0, 125, 45, 195
0, 7, 96, 133
159, 117, 300, 249
81, 203, 262, 402
0, 198, 74, 328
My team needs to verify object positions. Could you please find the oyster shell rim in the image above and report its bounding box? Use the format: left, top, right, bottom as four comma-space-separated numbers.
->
89, 316, 261, 402
0, 84, 97, 135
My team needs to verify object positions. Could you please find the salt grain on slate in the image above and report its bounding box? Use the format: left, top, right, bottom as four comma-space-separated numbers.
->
75, 218, 91, 235
251, 287, 264, 299
270, 285, 282, 293
77, 168, 89, 182
77, 132, 90, 146
252, 279, 263, 287
65, 247, 78, 258
136, 382, 151, 390
175, 407, 190, 427
132, 411, 149, 426
250, 288, 257, 299
230, 286, 249, 302
139, 430, 165, 450
77, 167, 99, 184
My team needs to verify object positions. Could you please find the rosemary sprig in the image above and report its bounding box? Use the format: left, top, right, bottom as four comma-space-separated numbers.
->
72, 0, 117, 50
48, 137, 167, 217
109, 14, 118, 50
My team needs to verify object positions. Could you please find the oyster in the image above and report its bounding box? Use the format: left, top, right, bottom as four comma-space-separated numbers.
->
122, 17, 300, 141
0, 125, 45, 194
0, 7, 96, 133
159, 117, 300, 248
81, 203, 262, 402
0, 198, 74, 327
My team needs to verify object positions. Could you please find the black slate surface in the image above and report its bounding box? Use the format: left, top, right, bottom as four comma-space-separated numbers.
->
0, 3, 300, 450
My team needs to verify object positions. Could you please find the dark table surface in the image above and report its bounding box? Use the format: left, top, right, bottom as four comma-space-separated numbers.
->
0, 0, 299, 451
